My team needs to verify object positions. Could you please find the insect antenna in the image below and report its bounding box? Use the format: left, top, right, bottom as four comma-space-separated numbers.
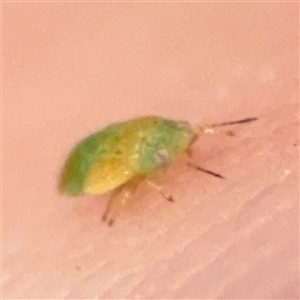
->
206, 117, 258, 128
196, 117, 257, 136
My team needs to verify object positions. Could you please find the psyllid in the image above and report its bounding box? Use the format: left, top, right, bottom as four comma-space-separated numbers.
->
59, 116, 257, 226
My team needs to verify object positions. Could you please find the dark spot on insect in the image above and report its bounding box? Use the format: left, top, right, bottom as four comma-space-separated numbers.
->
115, 150, 122, 155
76, 265, 81, 271
293, 142, 298, 146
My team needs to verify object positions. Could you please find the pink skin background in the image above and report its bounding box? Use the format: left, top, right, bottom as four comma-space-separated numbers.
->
2, 2, 299, 299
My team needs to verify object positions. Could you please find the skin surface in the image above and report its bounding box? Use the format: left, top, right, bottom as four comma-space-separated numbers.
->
3, 2, 299, 299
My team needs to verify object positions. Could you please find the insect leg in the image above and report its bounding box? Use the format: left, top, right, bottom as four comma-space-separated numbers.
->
102, 177, 142, 226
185, 147, 193, 158
102, 186, 123, 225
185, 161, 225, 179
146, 180, 174, 202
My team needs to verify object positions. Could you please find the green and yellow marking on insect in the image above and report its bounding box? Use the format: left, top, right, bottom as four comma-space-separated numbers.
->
59, 115, 257, 226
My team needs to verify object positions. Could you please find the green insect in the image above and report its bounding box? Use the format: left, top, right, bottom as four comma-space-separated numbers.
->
59, 116, 257, 226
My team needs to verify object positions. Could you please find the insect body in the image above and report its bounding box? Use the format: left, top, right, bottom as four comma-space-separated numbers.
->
59, 115, 256, 225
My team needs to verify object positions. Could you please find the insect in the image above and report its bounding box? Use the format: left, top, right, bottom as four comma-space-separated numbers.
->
59, 116, 257, 226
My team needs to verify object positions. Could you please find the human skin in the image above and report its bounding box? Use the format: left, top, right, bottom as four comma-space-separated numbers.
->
2, 2, 299, 299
